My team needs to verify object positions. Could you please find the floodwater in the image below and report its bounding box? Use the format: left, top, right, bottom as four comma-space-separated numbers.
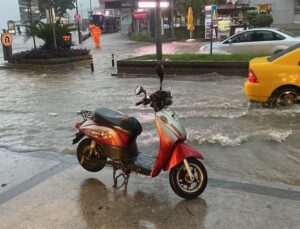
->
0, 34, 299, 187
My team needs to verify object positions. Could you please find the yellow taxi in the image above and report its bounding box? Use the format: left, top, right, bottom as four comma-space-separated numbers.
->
244, 43, 300, 107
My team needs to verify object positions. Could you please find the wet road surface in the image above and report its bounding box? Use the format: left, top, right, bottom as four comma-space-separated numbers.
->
0, 33, 299, 228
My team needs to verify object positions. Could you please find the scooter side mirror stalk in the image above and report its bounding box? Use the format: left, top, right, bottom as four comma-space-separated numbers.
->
156, 63, 164, 91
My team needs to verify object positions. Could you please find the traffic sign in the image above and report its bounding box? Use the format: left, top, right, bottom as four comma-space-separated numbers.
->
74, 13, 81, 21
1, 33, 13, 47
211, 4, 217, 20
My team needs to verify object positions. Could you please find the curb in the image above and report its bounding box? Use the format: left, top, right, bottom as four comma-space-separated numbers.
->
117, 60, 249, 77
0, 55, 93, 71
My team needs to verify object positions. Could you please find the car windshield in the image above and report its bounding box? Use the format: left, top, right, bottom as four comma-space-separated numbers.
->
267, 43, 300, 62
278, 29, 297, 38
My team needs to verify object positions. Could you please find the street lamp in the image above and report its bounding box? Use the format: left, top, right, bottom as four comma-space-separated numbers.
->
137, 0, 168, 60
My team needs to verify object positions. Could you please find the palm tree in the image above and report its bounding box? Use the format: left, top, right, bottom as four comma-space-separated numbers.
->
28, 20, 76, 49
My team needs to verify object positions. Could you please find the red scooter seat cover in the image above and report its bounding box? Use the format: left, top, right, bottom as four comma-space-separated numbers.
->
92, 108, 142, 136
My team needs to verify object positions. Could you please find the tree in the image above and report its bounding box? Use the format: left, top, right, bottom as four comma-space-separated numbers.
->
29, 20, 75, 49
38, 0, 75, 18
248, 12, 273, 27
174, 0, 204, 19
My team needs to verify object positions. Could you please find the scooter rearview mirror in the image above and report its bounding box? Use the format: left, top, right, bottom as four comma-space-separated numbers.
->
135, 85, 145, 96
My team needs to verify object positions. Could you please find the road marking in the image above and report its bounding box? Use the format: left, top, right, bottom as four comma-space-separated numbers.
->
0, 160, 299, 206
0, 161, 74, 206
208, 178, 300, 201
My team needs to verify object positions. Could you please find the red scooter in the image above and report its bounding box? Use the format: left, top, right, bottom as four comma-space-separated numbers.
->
73, 65, 207, 199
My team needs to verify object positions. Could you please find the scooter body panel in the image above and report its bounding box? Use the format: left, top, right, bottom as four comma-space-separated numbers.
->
150, 109, 187, 177
79, 119, 125, 147
78, 119, 139, 162
163, 142, 204, 171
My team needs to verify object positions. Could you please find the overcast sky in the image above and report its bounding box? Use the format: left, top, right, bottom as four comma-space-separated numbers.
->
0, 0, 100, 30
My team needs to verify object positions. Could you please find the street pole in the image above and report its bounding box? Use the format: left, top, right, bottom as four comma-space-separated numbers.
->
155, 0, 162, 60
27, 0, 36, 49
210, 20, 213, 55
170, 0, 174, 39
50, 1, 57, 50
90, 0, 92, 12
75, 0, 82, 43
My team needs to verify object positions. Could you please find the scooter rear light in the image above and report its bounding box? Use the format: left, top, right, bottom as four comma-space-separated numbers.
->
248, 69, 259, 83
75, 122, 81, 128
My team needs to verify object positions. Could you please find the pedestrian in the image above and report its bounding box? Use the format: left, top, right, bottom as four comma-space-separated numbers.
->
17, 25, 21, 35
90, 24, 101, 48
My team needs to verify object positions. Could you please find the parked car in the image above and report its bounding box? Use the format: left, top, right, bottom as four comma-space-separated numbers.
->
199, 28, 300, 55
244, 43, 300, 107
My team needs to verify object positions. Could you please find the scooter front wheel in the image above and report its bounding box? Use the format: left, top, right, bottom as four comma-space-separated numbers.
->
77, 138, 107, 172
169, 158, 207, 199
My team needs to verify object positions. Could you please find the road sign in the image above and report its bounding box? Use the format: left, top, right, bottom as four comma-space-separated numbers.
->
74, 13, 81, 21
211, 4, 217, 20
1, 33, 13, 47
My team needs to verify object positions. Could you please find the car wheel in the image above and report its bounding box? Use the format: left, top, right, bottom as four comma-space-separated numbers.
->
270, 87, 300, 107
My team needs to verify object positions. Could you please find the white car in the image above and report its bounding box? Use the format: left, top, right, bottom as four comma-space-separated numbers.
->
199, 28, 300, 55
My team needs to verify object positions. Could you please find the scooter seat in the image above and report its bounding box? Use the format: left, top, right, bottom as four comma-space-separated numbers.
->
92, 108, 142, 136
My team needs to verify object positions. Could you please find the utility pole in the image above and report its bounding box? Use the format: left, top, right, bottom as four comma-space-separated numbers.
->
155, 0, 162, 60
75, 0, 82, 43
50, 0, 57, 50
26, 0, 36, 49
170, 0, 174, 39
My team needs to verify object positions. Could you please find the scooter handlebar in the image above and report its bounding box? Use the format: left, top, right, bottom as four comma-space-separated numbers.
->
135, 100, 144, 106
135, 98, 151, 106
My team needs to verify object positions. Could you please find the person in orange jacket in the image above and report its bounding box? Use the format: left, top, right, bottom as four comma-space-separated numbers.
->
90, 24, 101, 48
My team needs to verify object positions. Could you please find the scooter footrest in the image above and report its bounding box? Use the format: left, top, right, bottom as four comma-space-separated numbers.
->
130, 154, 156, 176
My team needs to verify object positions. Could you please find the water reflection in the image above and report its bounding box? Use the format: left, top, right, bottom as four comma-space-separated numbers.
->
79, 178, 208, 228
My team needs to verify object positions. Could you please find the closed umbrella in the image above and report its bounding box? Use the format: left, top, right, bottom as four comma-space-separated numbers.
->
187, 7, 195, 39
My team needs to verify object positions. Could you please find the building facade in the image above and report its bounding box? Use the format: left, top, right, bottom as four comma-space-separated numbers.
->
18, 0, 40, 23
240, 0, 300, 25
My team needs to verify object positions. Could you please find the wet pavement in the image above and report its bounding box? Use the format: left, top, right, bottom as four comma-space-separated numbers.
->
1, 149, 300, 229
0, 33, 300, 228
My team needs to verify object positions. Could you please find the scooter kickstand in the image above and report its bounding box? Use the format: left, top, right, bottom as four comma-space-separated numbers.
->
112, 167, 130, 189
113, 166, 118, 188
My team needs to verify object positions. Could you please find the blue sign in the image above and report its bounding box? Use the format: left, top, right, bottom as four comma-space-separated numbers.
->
211, 4, 217, 20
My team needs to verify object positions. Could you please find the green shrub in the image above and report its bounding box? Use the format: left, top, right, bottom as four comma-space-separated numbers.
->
130, 32, 151, 42
248, 13, 273, 27
164, 26, 205, 40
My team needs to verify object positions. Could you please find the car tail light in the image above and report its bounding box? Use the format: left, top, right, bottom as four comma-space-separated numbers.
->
248, 69, 259, 83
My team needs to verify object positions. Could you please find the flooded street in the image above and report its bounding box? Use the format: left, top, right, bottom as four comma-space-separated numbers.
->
0, 33, 299, 188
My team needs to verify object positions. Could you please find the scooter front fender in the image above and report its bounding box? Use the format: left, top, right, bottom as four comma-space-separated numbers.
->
163, 143, 204, 172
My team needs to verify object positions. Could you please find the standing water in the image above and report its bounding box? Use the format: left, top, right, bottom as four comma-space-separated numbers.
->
0, 34, 299, 186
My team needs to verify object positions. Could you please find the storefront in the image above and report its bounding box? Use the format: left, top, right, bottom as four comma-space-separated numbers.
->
204, 3, 254, 41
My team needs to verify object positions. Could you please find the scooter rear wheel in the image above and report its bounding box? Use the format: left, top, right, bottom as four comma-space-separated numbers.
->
77, 138, 107, 172
169, 158, 207, 199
